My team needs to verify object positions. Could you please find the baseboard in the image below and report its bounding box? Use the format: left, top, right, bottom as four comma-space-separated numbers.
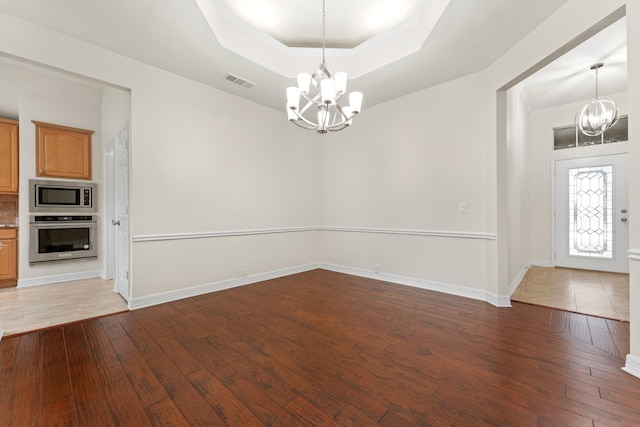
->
507, 262, 532, 297
622, 354, 640, 379
129, 262, 517, 311
129, 263, 320, 310
318, 263, 511, 307
17, 270, 103, 288
530, 259, 553, 268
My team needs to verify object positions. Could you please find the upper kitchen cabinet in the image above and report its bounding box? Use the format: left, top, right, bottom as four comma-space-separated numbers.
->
0, 118, 19, 194
33, 121, 94, 180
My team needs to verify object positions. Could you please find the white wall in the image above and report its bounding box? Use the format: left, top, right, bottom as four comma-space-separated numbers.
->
126, 73, 322, 299
624, 0, 640, 371
527, 93, 629, 265
318, 71, 496, 299
506, 84, 531, 288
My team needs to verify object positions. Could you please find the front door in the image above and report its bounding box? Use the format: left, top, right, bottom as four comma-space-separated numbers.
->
554, 154, 629, 273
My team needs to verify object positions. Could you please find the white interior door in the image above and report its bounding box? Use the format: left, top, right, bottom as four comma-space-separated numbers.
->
555, 153, 629, 273
114, 126, 130, 301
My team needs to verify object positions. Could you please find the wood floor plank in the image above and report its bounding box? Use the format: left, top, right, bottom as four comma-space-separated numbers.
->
146, 353, 227, 426
110, 332, 170, 408
0, 269, 637, 426
39, 328, 75, 425
63, 323, 116, 426
82, 317, 129, 386
187, 368, 264, 427
3, 333, 42, 427
145, 397, 191, 426
117, 313, 164, 360
221, 372, 305, 426
0, 335, 19, 409
103, 377, 154, 427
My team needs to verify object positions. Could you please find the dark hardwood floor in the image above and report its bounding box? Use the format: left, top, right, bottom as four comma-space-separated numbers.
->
1, 269, 638, 426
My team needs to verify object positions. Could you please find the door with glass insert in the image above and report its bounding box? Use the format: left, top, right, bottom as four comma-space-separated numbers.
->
555, 154, 628, 273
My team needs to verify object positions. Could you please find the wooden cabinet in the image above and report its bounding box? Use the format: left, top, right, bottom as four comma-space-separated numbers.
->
0, 118, 19, 194
0, 228, 17, 287
33, 121, 93, 180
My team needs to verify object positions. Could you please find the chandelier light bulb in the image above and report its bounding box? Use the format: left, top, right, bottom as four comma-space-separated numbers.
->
349, 92, 363, 114
334, 72, 347, 94
286, 87, 300, 110
297, 73, 311, 94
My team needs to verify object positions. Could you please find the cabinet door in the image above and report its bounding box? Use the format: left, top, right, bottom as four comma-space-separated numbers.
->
0, 238, 17, 281
0, 119, 19, 194
34, 121, 93, 180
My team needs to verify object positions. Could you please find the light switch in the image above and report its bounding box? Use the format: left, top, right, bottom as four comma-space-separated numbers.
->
459, 202, 468, 214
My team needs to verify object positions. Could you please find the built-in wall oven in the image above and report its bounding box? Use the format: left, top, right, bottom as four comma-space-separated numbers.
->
29, 215, 97, 263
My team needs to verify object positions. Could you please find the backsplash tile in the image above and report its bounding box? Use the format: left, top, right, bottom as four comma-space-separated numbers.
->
0, 194, 19, 225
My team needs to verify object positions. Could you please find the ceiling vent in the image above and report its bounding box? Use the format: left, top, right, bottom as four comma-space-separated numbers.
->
224, 73, 256, 89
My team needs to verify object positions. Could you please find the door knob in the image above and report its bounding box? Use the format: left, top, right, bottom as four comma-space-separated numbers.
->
112, 220, 121, 226
621, 209, 628, 214
621, 217, 628, 222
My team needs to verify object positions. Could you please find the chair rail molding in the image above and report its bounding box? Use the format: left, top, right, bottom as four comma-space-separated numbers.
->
133, 226, 497, 242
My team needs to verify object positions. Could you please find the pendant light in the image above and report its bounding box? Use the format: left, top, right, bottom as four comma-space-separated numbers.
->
576, 63, 620, 137
285, 0, 363, 134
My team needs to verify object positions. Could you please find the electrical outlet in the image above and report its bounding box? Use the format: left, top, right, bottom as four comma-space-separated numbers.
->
236, 269, 242, 278
459, 202, 468, 214
375, 264, 380, 273
242, 268, 248, 278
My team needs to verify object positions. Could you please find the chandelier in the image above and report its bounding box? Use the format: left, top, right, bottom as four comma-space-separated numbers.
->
285, 0, 363, 134
575, 63, 620, 137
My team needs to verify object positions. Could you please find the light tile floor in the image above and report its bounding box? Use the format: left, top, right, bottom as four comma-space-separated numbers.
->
0, 278, 128, 337
511, 266, 629, 321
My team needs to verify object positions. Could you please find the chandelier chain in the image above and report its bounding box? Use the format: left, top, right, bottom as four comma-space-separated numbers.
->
321, 0, 326, 68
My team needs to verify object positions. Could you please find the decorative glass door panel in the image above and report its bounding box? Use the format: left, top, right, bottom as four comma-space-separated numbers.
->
568, 165, 613, 258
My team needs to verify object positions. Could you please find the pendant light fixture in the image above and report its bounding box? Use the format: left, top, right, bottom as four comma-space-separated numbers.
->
285, 0, 363, 134
575, 63, 620, 137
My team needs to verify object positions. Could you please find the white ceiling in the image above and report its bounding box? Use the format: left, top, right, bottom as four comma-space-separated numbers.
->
220, 0, 423, 48
0, 0, 628, 113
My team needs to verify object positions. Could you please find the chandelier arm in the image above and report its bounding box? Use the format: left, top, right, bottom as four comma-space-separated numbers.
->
290, 119, 319, 131
290, 108, 324, 129
299, 92, 323, 115
334, 103, 349, 121
326, 123, 349, 132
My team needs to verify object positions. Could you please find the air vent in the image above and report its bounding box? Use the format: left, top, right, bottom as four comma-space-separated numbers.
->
224, 73, 256, 89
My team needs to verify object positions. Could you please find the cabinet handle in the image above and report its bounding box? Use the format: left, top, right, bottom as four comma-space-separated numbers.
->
0, 242, 3, 250
39, 169, 44, 173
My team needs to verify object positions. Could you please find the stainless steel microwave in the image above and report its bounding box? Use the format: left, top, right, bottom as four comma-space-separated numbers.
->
29, 179, 97, 213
